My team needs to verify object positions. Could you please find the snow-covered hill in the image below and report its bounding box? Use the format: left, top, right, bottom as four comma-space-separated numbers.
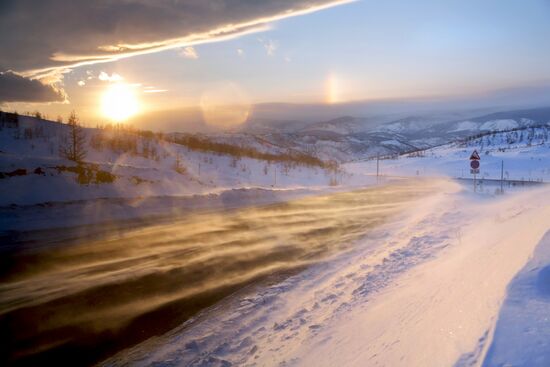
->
0, 115, 342, 206
2, 106, 549, 206
346, 125, 550, 184
221, 106, 550, 162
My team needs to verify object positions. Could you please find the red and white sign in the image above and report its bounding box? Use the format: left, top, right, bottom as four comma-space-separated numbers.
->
470, 150, 480, 175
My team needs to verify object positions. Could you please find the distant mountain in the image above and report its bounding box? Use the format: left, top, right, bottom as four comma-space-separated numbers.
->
237, 118, 311, 134
123, 105, 550, 163
469, 106, 550, 123
233, 106, 550, 162
297, 116, 375, 135
414, 106, 550, 145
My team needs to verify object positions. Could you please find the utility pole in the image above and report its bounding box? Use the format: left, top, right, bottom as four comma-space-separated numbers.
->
274, 165, 277, 186
198, 161, 201, 177
376, 154, 380, 182
500, 160, 504, 193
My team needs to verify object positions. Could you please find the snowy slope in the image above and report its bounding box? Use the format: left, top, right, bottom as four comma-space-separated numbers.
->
346, 125, 550, 183
0, 116, 342, 206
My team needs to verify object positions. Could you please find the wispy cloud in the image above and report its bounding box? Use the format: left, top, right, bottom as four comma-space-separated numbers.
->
143, 86, 168, 93
259, 38, 278, 56
180, 46, 199, 59
143, 89, 168, 94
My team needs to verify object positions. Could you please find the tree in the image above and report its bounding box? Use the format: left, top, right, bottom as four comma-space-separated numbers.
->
60, 111, 87, 162
174, 152, 186, 174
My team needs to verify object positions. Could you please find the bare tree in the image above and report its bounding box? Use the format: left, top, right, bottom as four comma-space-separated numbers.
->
60, 111, 87, 162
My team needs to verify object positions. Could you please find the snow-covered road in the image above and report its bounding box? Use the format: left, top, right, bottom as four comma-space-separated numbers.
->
102, 181, 550, 367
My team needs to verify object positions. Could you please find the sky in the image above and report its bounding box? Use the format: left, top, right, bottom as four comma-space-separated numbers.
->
1, 0, 550, 130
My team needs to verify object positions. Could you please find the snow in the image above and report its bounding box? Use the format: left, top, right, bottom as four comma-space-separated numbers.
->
480, 119, 519, 131
0, 116, 343, 207
3, 114, 550, 366
101, 182, 550, 366
300, 186, 550, 367
346, 126, 550, 183
451, 121, 478, 132
482, 230, 550, 367
380, 139, 403, 146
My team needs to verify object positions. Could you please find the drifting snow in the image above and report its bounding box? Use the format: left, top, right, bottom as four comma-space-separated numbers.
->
102, 182, 550, 367
3, 114, 550, 366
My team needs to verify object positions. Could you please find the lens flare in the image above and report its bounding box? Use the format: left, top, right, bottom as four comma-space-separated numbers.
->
200, 82, 250, 129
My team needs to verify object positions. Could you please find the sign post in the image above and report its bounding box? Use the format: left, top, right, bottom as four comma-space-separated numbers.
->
470, 150, 480, 192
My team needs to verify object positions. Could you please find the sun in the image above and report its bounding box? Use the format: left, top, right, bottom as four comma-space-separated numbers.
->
101, 83, 139, 121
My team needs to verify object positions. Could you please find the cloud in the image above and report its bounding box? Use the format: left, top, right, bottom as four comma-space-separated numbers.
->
143, 86, 168, 93
180, 46, 199, 59
98, 72, 124, 82
237, 48, 245, 57
0, 0, 353, 76
143, 89, 168, 93
259, 38, 278, 56
0, 71, 65, 103
78, 80, 86, 86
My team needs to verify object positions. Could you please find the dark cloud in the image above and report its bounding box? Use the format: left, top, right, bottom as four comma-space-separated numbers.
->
0, 0, 350, 75
0, 72, 65, 103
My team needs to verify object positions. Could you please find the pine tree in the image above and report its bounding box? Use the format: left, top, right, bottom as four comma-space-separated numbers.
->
60, 111, 87, 162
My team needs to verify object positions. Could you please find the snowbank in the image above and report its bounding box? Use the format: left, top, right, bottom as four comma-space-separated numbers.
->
482, 230, 550, 367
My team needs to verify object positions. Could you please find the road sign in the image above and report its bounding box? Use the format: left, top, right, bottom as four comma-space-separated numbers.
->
470, 150, 480, 160
470, 160, 480, 169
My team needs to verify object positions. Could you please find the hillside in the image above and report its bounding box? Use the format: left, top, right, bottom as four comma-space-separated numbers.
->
210, 106, 550, 162
0, 114, 342, 206
346, 125, 550, 185
2, 107, 549, 207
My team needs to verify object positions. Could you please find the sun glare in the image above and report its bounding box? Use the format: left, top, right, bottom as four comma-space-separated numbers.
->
101, 83, 139, 121
325, 73, 340, 104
